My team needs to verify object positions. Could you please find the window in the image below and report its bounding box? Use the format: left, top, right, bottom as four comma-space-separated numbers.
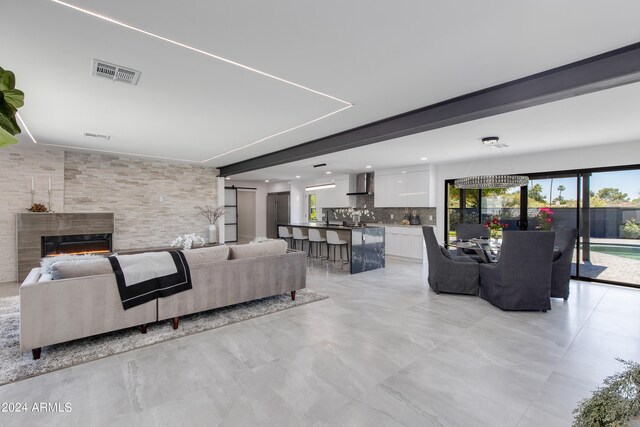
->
308, 194, 317, 221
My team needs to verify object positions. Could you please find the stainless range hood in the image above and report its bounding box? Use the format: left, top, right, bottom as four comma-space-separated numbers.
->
346, 173, 373, 195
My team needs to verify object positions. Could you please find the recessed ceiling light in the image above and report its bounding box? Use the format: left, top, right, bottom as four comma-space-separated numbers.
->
326, 171, 332, 175
365, 165, 372, 169
225, 177, 231, 180
295, 175, 301, 179
265, 180, 270, 183
420, 157, 428, 161
48, 0, 353, 164
401, 171, 407, 174
331, 179, 335, 182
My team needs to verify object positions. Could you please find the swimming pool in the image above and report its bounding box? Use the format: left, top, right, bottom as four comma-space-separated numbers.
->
589, 244, 640, 261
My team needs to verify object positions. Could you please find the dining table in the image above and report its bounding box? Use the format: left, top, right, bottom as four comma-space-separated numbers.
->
449, 238, 500, 263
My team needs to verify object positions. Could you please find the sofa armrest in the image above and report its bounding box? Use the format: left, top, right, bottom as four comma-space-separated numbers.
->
19, 269, 156, 352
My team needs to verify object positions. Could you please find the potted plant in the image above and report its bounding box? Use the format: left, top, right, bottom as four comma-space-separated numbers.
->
196, 205, 225, 243
573, 358, 640, 426
0, 66, 25, 148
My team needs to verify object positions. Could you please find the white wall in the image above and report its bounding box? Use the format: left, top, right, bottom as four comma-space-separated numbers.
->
433, 140, 640, 242
290, 181, 306, 223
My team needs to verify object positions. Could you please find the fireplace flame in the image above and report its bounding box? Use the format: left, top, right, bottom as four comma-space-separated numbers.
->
46, 250, 111, 257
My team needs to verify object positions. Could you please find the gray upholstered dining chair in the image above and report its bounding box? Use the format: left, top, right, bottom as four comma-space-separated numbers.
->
551, 227, 578, 300
422, 226, 480, 295
456, 224, 489, 240
479, 230, 555, 311
455, 223, 489, 260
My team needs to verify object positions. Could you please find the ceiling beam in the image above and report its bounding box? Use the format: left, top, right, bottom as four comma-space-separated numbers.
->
219, 41, 640, 176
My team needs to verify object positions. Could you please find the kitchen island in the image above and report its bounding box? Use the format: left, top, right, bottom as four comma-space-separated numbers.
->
278, 223, 385, 274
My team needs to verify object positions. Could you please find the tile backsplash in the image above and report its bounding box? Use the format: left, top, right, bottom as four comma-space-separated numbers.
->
322, 194, 436, 225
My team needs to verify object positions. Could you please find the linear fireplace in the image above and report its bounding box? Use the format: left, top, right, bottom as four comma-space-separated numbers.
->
16, 212, 115, 281
41, 234, 113, 257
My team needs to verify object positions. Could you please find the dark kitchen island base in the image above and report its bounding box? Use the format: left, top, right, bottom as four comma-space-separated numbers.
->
350, 227, 385, 274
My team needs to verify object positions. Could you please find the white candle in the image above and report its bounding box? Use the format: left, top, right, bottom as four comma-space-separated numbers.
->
31, 176, 34, 191
48, 178, 51, 192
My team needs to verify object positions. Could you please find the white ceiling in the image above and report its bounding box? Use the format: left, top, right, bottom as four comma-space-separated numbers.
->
4, 0, 640, 169
232, 81, 640, 181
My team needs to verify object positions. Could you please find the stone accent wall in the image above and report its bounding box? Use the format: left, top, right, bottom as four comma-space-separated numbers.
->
0, 143, 217, 282
64, 151, 218, 251
0, 144, 65, 282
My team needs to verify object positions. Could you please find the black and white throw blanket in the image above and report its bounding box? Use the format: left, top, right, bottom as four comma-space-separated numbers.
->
108, 251, 192, 310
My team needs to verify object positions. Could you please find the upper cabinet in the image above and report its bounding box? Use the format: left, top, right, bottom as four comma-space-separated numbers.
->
374, 168, 432, 207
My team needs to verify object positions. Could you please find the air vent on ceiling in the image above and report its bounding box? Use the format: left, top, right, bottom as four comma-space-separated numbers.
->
84, 132, 111, 140
92, 59, 141, 85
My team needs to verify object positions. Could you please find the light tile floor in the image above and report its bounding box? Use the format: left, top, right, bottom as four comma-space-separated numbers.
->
1, 258, 640, 426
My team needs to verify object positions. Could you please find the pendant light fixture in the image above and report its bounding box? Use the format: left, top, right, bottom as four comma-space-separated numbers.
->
454, 137, 529, 189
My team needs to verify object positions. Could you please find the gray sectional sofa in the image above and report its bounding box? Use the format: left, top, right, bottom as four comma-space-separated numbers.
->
20, 240, 307, 359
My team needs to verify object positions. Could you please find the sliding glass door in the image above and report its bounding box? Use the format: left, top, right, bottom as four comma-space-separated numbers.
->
445, 164, 640, 288
579, 169, 640, 286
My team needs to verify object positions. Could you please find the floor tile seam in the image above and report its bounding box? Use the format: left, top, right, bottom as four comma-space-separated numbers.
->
513, 286, 610, 427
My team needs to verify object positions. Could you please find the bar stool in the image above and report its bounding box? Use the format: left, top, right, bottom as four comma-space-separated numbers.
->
326, 230, 349, 266
292, 227, 309, 253
278, 226, 293, 248
308, 229, 326, 259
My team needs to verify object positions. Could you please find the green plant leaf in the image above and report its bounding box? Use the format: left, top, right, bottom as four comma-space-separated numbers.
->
0, 126, 18, 148
3, 89, 24, 109
0, 69, 16, 91
0, 110, 20, 135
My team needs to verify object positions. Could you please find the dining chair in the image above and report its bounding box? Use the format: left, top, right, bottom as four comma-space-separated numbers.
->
455, 224, 489, 261
422, 226, 480, 295
550, 227, 578, 300
479, 230, 555, 311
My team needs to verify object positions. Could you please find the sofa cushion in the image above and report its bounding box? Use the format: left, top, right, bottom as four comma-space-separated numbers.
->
50, 258, 113, 280
41, 253, 106, 275
229, 240, 288, 260
182, 245, 230, 266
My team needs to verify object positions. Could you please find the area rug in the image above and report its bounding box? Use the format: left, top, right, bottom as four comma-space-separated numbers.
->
0, 289, 328, 385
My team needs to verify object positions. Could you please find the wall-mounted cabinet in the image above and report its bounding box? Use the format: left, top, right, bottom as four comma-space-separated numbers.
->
375, 169, 430, 207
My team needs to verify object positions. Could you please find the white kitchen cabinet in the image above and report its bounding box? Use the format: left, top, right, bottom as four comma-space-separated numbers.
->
374, 169, 430, 207
374, 174, 387, 207
384, 226, 425, 262
417, 171, 430, 207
